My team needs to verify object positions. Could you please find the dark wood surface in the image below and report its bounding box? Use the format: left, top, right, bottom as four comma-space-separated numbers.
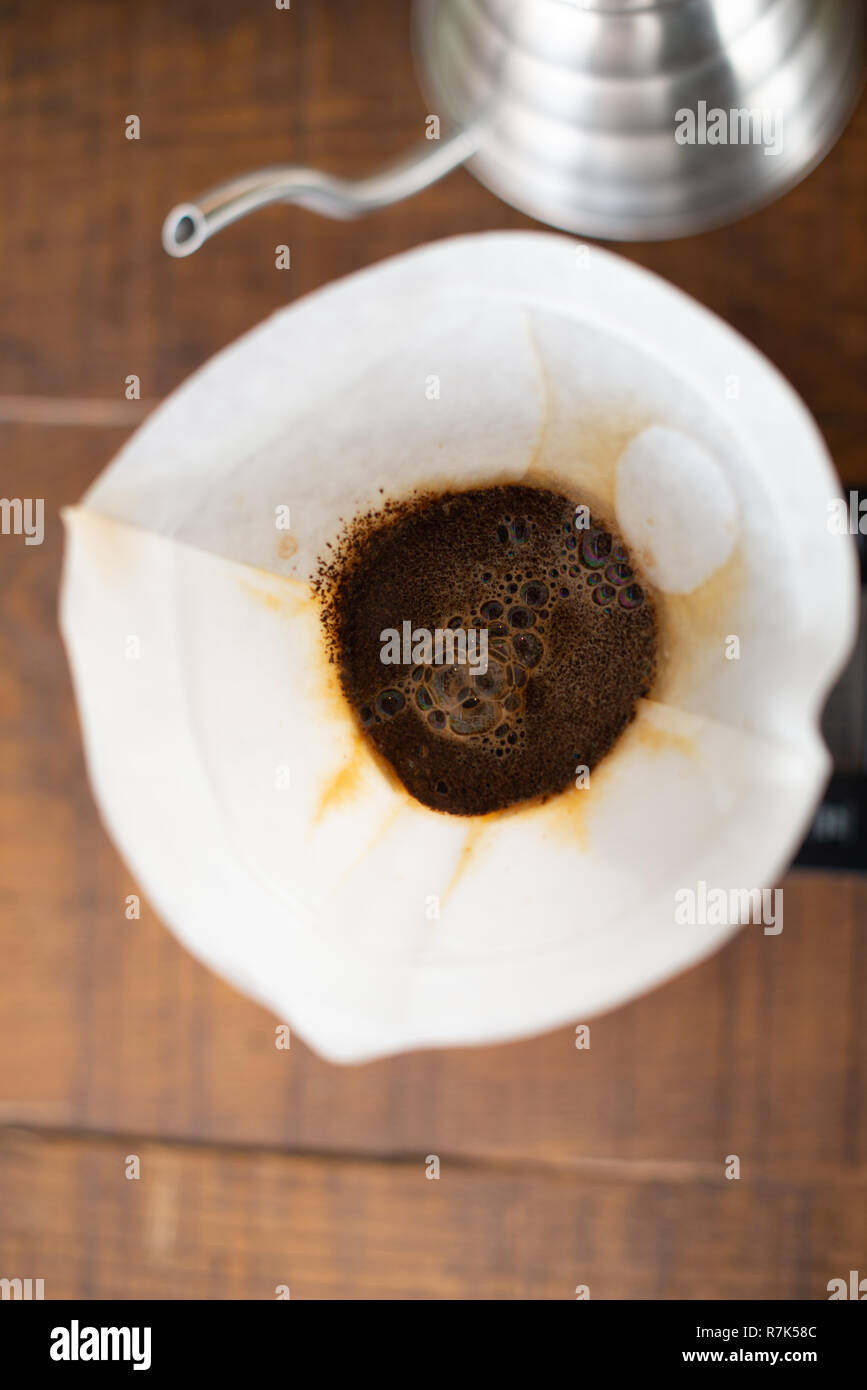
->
1, 0, 865, 1299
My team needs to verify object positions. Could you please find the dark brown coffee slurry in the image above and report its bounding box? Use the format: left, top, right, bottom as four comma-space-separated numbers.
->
317, 485, 657, 816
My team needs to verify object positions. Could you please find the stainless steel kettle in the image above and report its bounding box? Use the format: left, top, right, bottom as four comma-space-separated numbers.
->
164, 0, 863, 255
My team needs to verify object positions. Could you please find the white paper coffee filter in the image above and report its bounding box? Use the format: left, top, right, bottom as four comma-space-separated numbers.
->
60, 232, 857, 1061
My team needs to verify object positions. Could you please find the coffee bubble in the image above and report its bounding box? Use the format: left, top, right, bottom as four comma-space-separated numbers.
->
605, 562, 633, 586
449, 699, 498, 736
619, 583, 645, 609
593, 584, 616, 606
512, 632, 543, 666
508, 606, 536, 630
520, 581, 549, 608
376, 689, 405, 717
580, 529, 612, 569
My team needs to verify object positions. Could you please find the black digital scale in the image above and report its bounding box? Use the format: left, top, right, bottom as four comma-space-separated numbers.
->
795, 493, 867, 870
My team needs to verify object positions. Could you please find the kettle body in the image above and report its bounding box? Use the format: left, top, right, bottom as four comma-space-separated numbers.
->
414, 0, 864, 238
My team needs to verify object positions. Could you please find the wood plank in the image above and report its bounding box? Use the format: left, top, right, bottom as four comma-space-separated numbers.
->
1, 1128, 863, 1299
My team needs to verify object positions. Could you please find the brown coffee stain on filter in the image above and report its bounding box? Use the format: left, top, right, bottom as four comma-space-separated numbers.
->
651, 545, 746, 708
240, 568, 313, 617
306, 668, 413, 827
302, 594, 417, 836
313, 736, 367, 822
523, 412, 656, 521
531, 699, 699, 851
239, 566, 415, 852
417, 394, 640, 511
288, 591, 416, 820
311, 723, 419, 832
438, 789, 576, 907
520, 313, 655, 515
631, 708, 697, 760
241, 582, 286, 615
440, 819, 496, 906
325, 803, 408, 899
528, 775, 591, 849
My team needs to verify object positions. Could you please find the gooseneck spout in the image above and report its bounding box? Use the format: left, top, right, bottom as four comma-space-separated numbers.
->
162, 120, 485, 258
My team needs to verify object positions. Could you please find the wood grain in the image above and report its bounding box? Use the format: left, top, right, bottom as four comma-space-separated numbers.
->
2, 1128, 864, 1300
0, 0, 865, 1300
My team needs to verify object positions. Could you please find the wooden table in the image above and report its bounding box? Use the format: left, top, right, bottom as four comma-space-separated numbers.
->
1, 0, 865, 1300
